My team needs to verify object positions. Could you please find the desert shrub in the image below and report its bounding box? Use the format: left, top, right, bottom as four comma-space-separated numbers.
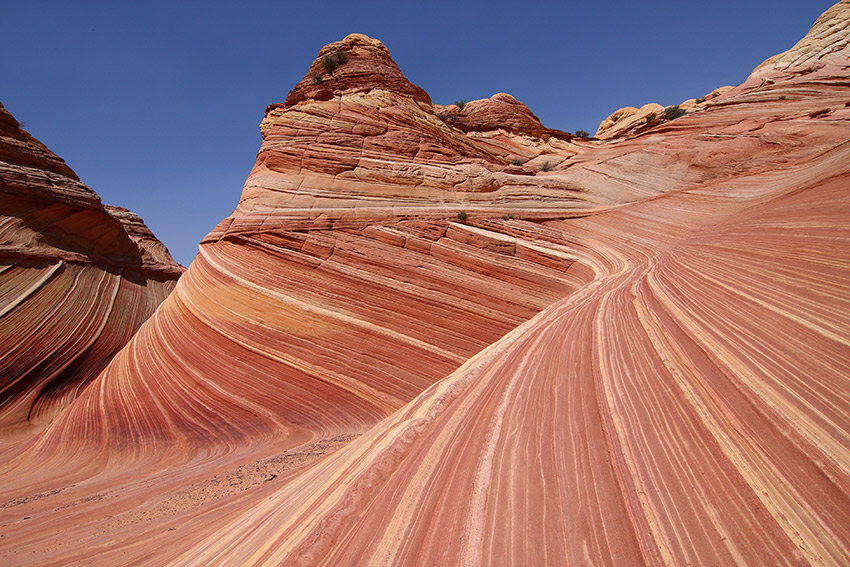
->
696, 97, 706, 104
447, 113, 459, 123
322, 50, 348, 72
644, 112, 656, 124
502, 214, 509, 220
454, 100, 467, 110
311, 72, 323, 84
575, 130, 590, 138
457, 211, 468, 221
779, 95, 787, 100
664, 105, 687, 120
540, 161, 552, 172
322, 55, 337, 71
511, 158, 524, 166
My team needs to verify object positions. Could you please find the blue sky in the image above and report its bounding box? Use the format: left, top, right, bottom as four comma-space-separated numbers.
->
1, 0, 836, 266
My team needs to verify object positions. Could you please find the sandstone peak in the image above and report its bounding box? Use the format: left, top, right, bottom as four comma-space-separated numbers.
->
246, 37, 584, 217
283, 33, 430, 107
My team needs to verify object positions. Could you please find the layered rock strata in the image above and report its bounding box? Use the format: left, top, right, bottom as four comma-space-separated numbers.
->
1, 3, 849, 565
0, 102, 183, 439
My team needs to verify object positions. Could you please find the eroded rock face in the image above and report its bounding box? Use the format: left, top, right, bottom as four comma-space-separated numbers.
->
2, 3, 850, 565
753, 0, 850, 75
0, 101, 183, 439
282, 33, 431, 109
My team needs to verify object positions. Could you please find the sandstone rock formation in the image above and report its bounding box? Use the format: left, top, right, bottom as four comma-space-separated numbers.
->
753, 0, 850, 75
1, 3, 849, 565
0, 102, 183, 440
597, 1, 850, 140
594, 85, 735, 139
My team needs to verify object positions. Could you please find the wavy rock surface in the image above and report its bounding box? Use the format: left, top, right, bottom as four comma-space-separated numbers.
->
0, 102, 183, 440
2, 3, 850, 565
754, 0, 850, 74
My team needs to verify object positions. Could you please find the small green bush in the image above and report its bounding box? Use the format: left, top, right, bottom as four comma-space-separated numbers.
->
322, 50, 348, 72
644, 112, 656, 124
511, 158, 524, 166
779, 95, 787, 100
311, 72, 323, 84
454, 100, 467, 110
322, 55, 337, 71
540, 161, 552, 172
575, 130, 590, 138
457, 211, 468, 221
696, 97, 706, 104
664, 105, 687, 120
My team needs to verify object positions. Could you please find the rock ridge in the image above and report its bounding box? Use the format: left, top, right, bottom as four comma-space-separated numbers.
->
0, 102, 183, 275
0, 101, 183, 439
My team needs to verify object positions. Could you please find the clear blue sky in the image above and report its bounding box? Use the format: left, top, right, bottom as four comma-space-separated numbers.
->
1, 0, 836, 266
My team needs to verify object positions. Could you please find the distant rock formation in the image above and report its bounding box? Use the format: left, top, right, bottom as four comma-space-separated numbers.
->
597, 1, 850, 140
2, 2, 849, 565
0, 101, 183, 439
595, 86, 733, 139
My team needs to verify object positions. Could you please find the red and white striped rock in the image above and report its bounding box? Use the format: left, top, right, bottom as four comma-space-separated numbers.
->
1, 3, 849, 565
0, 101, 183, 440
